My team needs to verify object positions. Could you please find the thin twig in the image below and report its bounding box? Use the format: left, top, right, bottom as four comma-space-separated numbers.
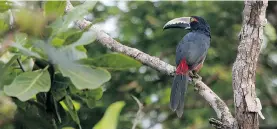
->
16, 57, 25, 72
131, 95, 144, 129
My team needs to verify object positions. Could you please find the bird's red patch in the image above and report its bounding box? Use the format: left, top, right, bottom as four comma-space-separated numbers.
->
176, 58, 189, 75
193, 63, 203, 73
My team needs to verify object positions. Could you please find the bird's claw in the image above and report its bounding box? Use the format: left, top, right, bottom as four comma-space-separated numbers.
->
209, 118, 225, 129
191, 72, 202, 82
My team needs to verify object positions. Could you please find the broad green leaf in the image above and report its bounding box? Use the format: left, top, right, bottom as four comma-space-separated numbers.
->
80, 53, 141, 70
63, 95, 81, 127
36, 42, 109, 90
10, 43, 41, 59
51, 29, 84, 47
0, 55, 17, 78
38, 43, 86, 66
93, 101, 125, 129
0, 68, 17, 90
50, 1, 96, 35
44, 1, 66, 18
68, 29, 96, 47
4, 67, 51, 101
63, 31, 84, 46
62, 46, 88, 60
59, 65, 111, 90
0, 55, 18, 88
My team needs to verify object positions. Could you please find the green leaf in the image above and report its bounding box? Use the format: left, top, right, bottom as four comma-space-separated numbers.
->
51, 73, 70, 101
75, 45, 87, 52
51, 29, 85, 47
63, 31, 84, 46
44, 1, 66, 18
51, 37, 65, 47
67, 29, 96, 47
0, 55, 18, 88
0, 1, 12, 12
59, 65, 111, 90
4, 67, 51, 101
10, 43, 41, 59
0, 55, 18, 78
63, 95, 81, 127
75, 88, 103, 108
80, 53, 141, 70
15, 32, 28, 45
21, 58, 34, 72
93, 101, 125, 129
36, 43, 110, 90
0, 68, 17, 90
50, 1, 96, 35
38, 43, 86, 66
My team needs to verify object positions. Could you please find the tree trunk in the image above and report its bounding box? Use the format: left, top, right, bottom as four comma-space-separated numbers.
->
232, 1, 268, 129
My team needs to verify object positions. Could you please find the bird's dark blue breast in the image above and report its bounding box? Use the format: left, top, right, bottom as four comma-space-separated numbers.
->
175, 32, 210, 69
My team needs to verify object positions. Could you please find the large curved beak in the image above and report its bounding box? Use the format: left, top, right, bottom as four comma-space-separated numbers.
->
163, 17, 191, 30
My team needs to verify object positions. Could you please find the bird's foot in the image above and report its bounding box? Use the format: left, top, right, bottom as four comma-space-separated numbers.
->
209, 118, 225, 129
191, 71, 202, 82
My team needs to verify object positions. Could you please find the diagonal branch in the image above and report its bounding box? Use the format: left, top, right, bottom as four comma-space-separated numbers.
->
66, 1, 235, 127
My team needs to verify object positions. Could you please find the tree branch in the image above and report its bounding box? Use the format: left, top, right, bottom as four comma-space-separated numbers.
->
66, 1, 234, 127
232, 0, 268, 128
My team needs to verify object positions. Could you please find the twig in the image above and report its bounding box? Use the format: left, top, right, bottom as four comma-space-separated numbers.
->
16, 57, 25, 72
66, 1, 235, 127
131, 95, 144, 129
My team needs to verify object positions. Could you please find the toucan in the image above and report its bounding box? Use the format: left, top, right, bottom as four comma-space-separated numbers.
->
163, 16, 211, 117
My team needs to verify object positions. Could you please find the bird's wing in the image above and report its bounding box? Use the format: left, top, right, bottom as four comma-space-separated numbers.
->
176, 32, 210, 69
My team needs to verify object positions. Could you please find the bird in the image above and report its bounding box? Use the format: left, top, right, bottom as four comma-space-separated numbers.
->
163, 16, 211, 117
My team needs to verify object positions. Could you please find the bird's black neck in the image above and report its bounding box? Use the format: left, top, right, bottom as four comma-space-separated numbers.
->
191, 24, 211, 38
191, 28, 211, 38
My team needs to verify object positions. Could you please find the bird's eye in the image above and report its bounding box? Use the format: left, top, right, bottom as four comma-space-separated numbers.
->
190, 18, 198, 22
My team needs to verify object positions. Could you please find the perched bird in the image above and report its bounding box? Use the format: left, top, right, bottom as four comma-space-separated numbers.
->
163, 16, 211, 117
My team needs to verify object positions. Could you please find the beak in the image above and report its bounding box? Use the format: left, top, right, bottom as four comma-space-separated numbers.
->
163, 17, 191, 30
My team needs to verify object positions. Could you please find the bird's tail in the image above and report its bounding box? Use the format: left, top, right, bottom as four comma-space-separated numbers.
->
170, 73, 188, 117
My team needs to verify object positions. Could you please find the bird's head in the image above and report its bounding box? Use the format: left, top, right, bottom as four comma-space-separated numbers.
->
163, 16, 210, 34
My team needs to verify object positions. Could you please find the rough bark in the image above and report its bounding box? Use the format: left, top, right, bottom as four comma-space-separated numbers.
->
232, 1, 268, 129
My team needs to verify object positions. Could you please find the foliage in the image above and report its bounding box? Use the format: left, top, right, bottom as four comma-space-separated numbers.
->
0, 1, 140, 129
93, 101, 125, 129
